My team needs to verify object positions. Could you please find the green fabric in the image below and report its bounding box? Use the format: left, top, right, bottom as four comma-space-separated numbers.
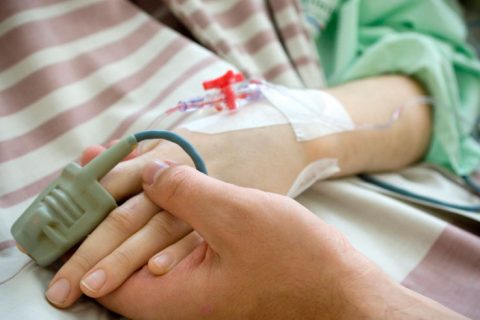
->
307, 0, 480, 175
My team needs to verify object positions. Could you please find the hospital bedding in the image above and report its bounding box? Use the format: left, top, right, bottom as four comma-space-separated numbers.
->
0, 1, 479, 319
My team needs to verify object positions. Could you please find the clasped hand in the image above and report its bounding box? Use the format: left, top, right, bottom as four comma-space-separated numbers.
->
45, 161, 388, 319
45, 157, 463, 319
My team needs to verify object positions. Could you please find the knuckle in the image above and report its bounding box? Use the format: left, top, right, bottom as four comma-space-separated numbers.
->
238, 190, 275, 217
182, 232, 204, 251
161, 166, 195, 204
110, 248, 134, 269
107, 206, 136, 235
147, 212, 185, 240
68, 251, 95, 272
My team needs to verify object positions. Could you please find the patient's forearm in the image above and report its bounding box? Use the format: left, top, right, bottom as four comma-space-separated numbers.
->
310, 75, 432, 177
121, 75, 431, 195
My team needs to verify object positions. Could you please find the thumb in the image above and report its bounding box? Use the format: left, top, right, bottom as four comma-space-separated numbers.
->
80, 145, 106, 166
142, 161, 255, 251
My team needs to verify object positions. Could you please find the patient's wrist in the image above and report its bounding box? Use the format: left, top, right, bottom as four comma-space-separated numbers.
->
304, 76, 432, 177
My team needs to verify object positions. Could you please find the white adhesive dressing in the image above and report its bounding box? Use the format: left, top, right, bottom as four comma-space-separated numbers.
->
181, 83, 354, 141
260, 84, 354, 140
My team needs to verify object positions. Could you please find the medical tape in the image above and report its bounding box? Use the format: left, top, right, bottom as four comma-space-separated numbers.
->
181, 83, 354, 141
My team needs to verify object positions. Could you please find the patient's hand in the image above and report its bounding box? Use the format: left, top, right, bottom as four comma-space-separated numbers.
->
45, 122, 314, 307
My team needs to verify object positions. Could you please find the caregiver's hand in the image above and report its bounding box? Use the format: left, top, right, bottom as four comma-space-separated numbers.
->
96, 164, 463, 320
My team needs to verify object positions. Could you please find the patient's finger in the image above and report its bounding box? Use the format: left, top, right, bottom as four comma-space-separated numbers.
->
79, 145, 154, 200
80, 211, 192, 298
45, 193, 158, 308
80, 145, 106, 166
100, 152, 153, 200
101, 149, 193, 201
148, 231, 203, 275
80, 144, 139, 169
80, 137, 194, 201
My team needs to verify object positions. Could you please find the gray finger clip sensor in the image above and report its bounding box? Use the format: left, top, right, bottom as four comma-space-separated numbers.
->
11, 131, 207, 266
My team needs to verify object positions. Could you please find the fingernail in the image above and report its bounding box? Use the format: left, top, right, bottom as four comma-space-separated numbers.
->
45, 278, 70, 305
143, 160, 169, 185
153, 253, 174, 271
81, 269, 106, 292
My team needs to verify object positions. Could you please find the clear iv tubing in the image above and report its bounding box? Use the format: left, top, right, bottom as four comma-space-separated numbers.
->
142, 81, 264, 136
145, 79, 437, 133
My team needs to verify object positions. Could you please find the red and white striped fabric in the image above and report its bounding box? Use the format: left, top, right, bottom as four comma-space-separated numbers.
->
0, 1, 479, 319
163, 0, 325, 87
134, 0, 326, 87
0, 1, 231, 317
